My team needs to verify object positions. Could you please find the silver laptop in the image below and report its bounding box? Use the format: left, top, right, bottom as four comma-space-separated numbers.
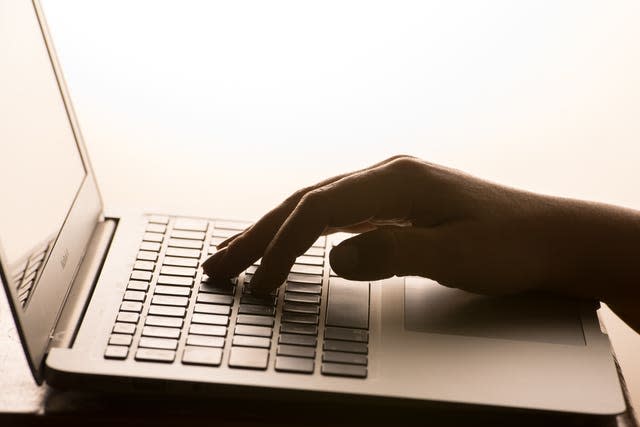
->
0, 0, 626, 415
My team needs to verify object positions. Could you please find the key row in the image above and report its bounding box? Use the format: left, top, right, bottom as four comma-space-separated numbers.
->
227, 280, 277, 369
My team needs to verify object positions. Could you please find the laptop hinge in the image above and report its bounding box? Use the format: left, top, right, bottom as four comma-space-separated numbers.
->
48, 218, 117, 350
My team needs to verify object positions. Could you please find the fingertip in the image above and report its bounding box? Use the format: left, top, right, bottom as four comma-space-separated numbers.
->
201, 247, 228, 276
246, 265, 286, 296
329, 243, 359, 277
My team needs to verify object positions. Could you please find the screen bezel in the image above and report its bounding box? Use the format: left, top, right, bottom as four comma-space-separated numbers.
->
0, 0, 103, 384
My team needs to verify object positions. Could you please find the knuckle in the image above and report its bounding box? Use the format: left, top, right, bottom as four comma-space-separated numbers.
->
389, 155, 422, 172
298, 189, 327, 212
384, 154, 417, 164
383, 155, 427, 184
284, 186, 313, 206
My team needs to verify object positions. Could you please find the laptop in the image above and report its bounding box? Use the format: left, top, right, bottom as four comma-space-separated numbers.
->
0, 0, 626, 416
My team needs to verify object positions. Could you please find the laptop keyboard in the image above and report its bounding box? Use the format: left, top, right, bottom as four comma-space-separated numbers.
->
104, 215, 369, 378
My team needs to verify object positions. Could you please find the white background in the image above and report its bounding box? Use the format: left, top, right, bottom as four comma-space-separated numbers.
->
41, 0, 640, 414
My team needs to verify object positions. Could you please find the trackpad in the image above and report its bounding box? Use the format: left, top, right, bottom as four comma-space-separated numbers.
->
404, 277, 585, 346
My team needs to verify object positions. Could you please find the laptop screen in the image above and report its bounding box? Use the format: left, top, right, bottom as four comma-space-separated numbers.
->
0, 0, 86, 309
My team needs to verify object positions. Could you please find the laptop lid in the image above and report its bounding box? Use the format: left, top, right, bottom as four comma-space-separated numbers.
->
0, 0, 102, 383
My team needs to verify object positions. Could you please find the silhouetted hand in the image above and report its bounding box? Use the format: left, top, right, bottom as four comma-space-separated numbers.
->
203, 155, 640, 331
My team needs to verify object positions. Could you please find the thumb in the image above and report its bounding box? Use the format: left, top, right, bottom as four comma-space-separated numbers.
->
329, 226, 451, 281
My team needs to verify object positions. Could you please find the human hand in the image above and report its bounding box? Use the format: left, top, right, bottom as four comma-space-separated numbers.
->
202, 155, 640, 331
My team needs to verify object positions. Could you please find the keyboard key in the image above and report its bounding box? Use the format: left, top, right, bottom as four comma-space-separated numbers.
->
238, 304, 275, 316
324, 327, 369, 343
284, 292, 321, 304
288, 273, 322, 284
295, 255, 324, 266
145, 315, 183, 328
202, 274, 238, 287
146, 223, 167, 233
140, 241, 161, 252
194, 303, 230, 315
240, 294, 277, 306
283, 302, 319, 315
245, 265, 258, 275
124, 290, 146, 302
139, 337, 178, 350
127, 280, 149, 292
192, 313, 229, 326
213, 220, 247, 231
281, 313, 318, 325
228, 347, 269, 370
165, 247, 201, 258
232, 336, 271, 348
326, 278, 369, 329
189, 324, 227, 337
168, 238, 203, 249
116, 312, 139, 323
242, 282, 278, 296
322, 363, 367, 378
323, 339, 368, 354
290, 264, 323, 276
197, 293, 233, 305
135, 348, 175, 363
148, 215, 169, 224
142, 326, 180, 339
277, 344, 316, 358
131, 271, 152, 281
137, 251, 158, 262
120, 301, 143, 312
286, 283, 321, 294
154, 285, 190, 297
275, 356, 314, 374
202, 275, 237, 286
157, 275, 193, 287
280, 322, 317, 336
113, 322, 136, 334
236, 314, 275, 327
323, 351, 367, 365
282, 302, 320, 314
152, 295, 189, 307
148, 305, 186, 317
279, 334, 317, 347
104, 345, 128, 359
234, 325, 272, 338
186, 335, 225, 348
211, 227, 239, 238
304, 247, 324, 257
163, 257, 199, 268
170, 230, 205, 240
160, 266, 197, 277
200, 280, 236, 295
312, 236, 326, 248
211, 236, 226, 246
109, 334, 133, 346
182, 346, 222, 366
173, 218, 208, 232
143, 232, 164, 243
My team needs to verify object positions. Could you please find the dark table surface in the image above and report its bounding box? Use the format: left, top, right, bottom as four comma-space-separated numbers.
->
2, 291, 637, 427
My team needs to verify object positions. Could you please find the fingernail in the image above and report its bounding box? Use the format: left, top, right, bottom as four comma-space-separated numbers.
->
330, 243, 359, 276
247, 266, 282, 296
202, 247, 227, 275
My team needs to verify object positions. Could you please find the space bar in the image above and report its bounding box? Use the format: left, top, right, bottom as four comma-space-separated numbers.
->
325, 278, 369, 329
